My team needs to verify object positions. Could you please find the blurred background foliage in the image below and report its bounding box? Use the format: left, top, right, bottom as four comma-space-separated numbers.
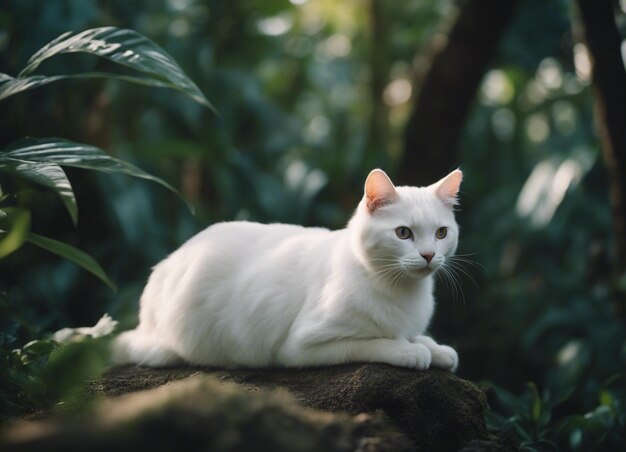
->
1, 0, 626, 449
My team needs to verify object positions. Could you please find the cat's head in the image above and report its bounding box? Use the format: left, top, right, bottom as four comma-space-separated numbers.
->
350, 168, 462, 284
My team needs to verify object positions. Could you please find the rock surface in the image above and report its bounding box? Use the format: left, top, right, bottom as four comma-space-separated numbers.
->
97, 363, 490, 450
3, 363, 505, 451
3, 376, 411, 451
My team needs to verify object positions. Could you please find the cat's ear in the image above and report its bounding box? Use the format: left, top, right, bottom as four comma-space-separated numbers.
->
431, 169, 463, 207
365, 169, 398, 213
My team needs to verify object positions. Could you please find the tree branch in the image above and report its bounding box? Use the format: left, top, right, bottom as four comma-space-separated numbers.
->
576, 0, 626, 319
399, 0, 517, 186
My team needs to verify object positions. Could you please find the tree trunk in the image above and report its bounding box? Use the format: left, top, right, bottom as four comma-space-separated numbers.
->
576, 0, 626, 319
399, 0, 517, 186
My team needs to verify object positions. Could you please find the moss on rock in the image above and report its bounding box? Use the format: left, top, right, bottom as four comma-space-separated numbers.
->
97, 363, 490, 450
3, 375, 411, 451
3, 363, 504, 451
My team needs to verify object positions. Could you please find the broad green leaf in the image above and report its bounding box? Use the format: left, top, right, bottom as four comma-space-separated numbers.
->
0, 75, 65, 102
0, 73, 201, 104
43, 336, 111, 408
0, 209, 31, 258
1, 26, 213, 109
485, 381, 528, 416
3, 137, 194, 213
23, 232, 116, 291
0, 157, 78, 225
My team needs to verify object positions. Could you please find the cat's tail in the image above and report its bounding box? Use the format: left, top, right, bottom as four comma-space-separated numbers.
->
111, 329, 183, 367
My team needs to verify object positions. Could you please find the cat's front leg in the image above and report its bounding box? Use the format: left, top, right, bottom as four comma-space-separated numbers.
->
411, 335, 458, 372
280, 338, 432, 370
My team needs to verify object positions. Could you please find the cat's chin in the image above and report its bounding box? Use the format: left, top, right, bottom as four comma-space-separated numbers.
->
406, 266, 435, 278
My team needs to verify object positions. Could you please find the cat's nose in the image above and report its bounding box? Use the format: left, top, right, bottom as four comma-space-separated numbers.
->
421, 252, 434, 264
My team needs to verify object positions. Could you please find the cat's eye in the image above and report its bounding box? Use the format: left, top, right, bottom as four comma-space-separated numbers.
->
435, 227, 448, 239
395, 226, 413, 240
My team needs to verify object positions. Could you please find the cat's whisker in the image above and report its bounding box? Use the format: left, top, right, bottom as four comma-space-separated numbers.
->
369, 265, 403, 282
441, 266, 460, 303
446, 264, 467, 306
368, 257, 405, 263
446, 255, 485, 272
373, 262, 406, 270
372, 271, 398, 286
371, 265, 405, 286
446, 260, 474, 278
435, 267, 453, 300
393, 266, 409, 291
437, 263, 465, 306
447, 259, 483, 272
445, 258, 480, 288
371, 260, 415, 291
372, 262, 403, 272
369, 258, 405, 265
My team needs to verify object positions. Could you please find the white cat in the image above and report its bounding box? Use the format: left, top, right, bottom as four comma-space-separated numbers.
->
112, 169, 462, 371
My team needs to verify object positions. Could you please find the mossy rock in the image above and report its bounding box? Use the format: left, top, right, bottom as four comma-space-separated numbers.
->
3, 363, 512, 451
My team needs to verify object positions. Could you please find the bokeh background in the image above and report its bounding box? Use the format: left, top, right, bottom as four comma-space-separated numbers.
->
1, 0, 626, 448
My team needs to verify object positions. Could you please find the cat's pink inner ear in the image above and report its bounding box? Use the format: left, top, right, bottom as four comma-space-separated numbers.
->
434, 169, 463, 207
365, 169, 398, 213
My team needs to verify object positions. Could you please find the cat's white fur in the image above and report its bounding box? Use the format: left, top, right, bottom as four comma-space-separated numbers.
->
112, 169, 462, 371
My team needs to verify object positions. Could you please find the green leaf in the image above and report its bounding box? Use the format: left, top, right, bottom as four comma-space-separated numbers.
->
23, 232, 116, 291
0, 157, 78, 225
20, 340, 60, 365
2, 137, 194, 214
599, 390, 614, 408
508, 416, 533, 441
484, 409, 510, 431
486, 381, 528, 416
0, 75, 64, 102
43, 337, 111, 411
0, 209, 30, 258
519, 445, 539, 452
584, 405, 615, 430
0, 73, 207, 104
535, 438, 558, 450
547, 387, 575, 412
528, 382, 542, 423
604, 373, 626, 389
1, 26, 213, 110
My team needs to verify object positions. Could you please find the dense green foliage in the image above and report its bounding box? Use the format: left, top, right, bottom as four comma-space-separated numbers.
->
1, 0, 625, 449
0, 22, 212, 415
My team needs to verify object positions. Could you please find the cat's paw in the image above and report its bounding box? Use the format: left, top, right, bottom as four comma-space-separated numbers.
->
387, 343, 432, 370
430, 345, 458, 372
